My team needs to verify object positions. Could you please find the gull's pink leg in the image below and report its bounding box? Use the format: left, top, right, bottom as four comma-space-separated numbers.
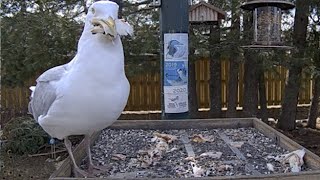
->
85, 134, 110, 175
64, 137, 90, 178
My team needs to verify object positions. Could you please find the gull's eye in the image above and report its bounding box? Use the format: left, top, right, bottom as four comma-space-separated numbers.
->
91, 8, 95, 14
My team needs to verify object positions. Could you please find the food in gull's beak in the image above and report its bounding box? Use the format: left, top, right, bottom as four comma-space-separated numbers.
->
91, 16, 116, 38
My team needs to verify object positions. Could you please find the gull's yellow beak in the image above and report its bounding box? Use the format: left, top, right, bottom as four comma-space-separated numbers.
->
91, 16, 116, 38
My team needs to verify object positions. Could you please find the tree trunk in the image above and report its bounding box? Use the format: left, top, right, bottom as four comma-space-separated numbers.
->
307, 26, 320, 129
242, 11, 258, 117
308, 77, 320, 128
226, 60, 239, 117
258, 69, 268, 123
278, 66, 302, 130
278, 0, 309, 131
243, 51, 259, 117
188, 27, 198, 118
226, 0, 240, 118
188, 56, 198, 117
209, 25, 222, 118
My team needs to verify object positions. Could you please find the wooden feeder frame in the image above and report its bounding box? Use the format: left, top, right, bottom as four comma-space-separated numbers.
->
50, 118, 320, 180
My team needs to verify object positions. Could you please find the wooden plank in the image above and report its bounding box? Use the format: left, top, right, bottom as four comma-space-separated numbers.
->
180, 134, 196, 157
274, 71, 279, 104
252, 118, 320, 170
3, 88, 9, 108
238, 63, 244, 107
278, 66, 284, 105
51, 170, 320, 180
221, 60, 227, 108
109, 118, 253, 130
49, 133, 100, 179
265, 71, 271, 106
216, 131, 261, 175
304, 73, 312, 104
9, 87, 14, 109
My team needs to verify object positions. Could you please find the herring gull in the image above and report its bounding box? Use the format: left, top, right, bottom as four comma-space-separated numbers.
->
28, 1, 133, 177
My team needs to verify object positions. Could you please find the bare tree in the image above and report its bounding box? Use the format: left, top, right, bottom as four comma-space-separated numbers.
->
226, 0, 240, 118
242, 11, 259, 118
278, 0, 309, 130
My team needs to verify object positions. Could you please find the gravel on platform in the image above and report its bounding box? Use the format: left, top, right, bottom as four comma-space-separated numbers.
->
80, 128, 311, 178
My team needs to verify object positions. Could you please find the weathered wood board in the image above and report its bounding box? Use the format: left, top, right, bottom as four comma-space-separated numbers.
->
50, 118, 320, 180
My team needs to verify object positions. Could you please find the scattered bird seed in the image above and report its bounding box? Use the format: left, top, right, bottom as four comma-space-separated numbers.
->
80, 128, 312, 178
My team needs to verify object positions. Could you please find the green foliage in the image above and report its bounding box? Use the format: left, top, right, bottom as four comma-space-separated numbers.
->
2, 116, 49, 155
307, 0, 320, 77
1, 0, 83, 87
121, 2, 160, 76
1, 14, 81, 86
1, 0, 319, 85
1, 0, 161, 83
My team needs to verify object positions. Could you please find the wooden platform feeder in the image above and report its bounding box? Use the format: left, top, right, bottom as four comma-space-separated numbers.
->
50, 118, 320, 180
240, 0, 295, 49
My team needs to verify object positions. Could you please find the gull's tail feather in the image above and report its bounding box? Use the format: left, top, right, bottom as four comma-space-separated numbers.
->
28, 86, 36, 116
29, 86, 36, 98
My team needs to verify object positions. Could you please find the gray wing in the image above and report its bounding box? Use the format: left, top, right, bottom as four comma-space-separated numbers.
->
29, 63, 69, 122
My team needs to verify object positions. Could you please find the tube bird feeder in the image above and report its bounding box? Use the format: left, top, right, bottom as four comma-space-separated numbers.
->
240, 0, 295, 49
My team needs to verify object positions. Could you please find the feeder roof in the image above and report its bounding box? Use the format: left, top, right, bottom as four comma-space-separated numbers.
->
189, 1, 226, 23
240, 0, 295, 10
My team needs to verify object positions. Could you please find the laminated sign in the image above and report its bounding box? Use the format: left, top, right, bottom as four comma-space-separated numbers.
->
163, 33, 188, 113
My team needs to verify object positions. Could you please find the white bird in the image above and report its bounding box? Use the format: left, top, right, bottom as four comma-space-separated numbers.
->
166, 40, 187, 59
165, 68, 187, 86
177, 67, 187, 83
28, 1, 133, 177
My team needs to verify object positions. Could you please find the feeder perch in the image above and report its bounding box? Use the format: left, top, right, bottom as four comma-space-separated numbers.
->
240, 0, 295, 49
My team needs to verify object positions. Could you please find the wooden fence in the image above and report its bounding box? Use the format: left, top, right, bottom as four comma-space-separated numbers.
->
1, 59, 313, 124
193, 59, 312, 108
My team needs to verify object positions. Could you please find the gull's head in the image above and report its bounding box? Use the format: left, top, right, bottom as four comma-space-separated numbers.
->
86, 1, 119, 40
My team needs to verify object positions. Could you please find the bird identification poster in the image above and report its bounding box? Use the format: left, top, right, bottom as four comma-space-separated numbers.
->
163, 33, 189, 113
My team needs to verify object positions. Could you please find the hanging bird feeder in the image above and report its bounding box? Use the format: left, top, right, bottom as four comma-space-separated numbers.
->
240, 0, 295, 49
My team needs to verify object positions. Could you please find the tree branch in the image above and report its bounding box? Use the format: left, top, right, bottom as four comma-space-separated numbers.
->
123, 0, 153, 7
127, 7, 156, 15
69, 9, 86, 19
309, 14, 320, 25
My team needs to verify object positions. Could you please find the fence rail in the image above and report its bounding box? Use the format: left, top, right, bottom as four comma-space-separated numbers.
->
1, 59, 313, 125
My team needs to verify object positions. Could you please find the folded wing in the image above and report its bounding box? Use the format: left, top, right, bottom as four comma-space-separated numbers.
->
28, 59, 74, 122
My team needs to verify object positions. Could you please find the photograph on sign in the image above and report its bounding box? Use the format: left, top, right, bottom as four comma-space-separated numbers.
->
164, 61, 188, 86
164, 34, 188, 60
163, 89, 189, 113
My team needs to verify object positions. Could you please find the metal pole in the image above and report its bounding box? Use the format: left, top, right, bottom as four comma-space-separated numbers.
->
109, 0, 123, 18
160, 0, 189, 119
